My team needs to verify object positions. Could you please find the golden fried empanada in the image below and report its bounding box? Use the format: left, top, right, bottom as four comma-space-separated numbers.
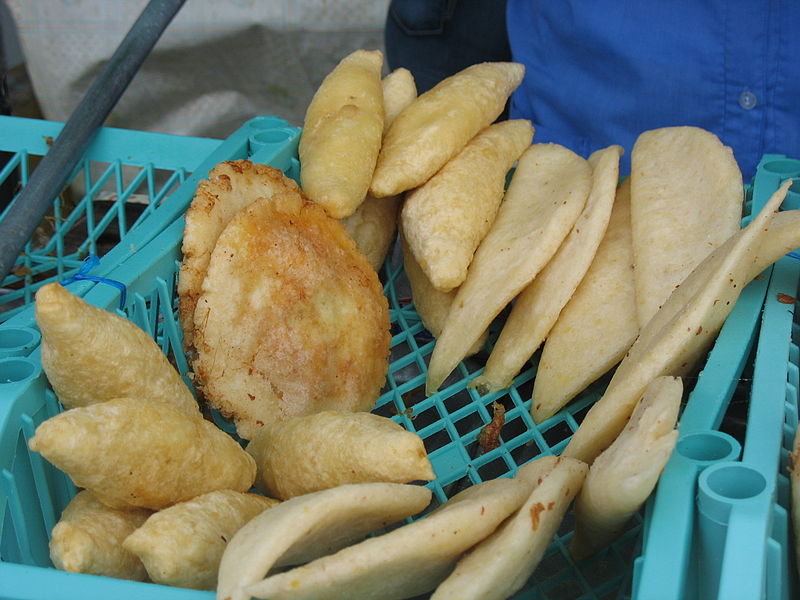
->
432, 457, 587, 600
49, 490, 151, 580
630, 126, 743, 327
218, 483, 432, 600
341, 194, 401, 272
400, 119, 533, 292
571, 376, 680, 560
380, 68, 417, 134
35, 283, 198, 416
426, 144, 591, 394
123, 490, 277, 590
370, 62, 525, 198
299, 49, 384, 218
564, 181, 790, 464
471, 145, 621, 396
339, 68, 418, 271
192, 185, 390, 440
531, 177, 639, 421
245, 478, 532, 600
246, 411, 434, 500
28, 397, 256, 510
400, 228, 487, 357
178, 160, 302, 348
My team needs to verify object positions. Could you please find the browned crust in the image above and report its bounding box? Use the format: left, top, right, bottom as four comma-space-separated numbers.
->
178, 160, 301, 351
190, 182, 390, 439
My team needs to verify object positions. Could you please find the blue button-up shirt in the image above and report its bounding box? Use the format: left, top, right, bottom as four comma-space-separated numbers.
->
506, 0, 800, 180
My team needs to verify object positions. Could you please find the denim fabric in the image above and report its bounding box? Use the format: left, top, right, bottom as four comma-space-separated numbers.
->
385, 0, 511, 95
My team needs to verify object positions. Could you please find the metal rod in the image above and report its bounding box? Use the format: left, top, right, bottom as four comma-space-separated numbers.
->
0, 0, 186, 281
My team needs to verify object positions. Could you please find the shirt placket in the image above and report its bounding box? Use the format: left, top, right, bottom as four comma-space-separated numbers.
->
723, 2, 768, 177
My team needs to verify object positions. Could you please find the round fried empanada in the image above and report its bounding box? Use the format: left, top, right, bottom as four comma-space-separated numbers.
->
192, 186, 390, 440
178, 160, 302, 349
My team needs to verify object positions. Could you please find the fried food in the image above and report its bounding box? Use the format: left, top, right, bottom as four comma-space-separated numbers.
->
426, 143, 591, 394
400, 228, 488, 356
35, 282, 198, 416
49, 490, 151, 580
341, 194, 401, 272
380, 68, 417, 134
244, 478, 533, 600
563, 180, 791, 464
178, 160, 302, 349
570, 376, 681, 560
431, 456, 587, 600
340, 68, 417, 271
630, 126, 743, 327
400, 119, 534, 292
123, 490, 278, 590
471, 145, 622, 396
28, 397, 256, 510
192, 186, 390, 440
531, 177, 639, 421
370, 62, 525, 198
246, 410, 434, 500
299, 49, 384, 218
217, 483, 432, 600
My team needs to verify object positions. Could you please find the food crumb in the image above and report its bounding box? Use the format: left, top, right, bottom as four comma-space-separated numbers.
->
478, 402, 506, 452
777, 293, 797, 304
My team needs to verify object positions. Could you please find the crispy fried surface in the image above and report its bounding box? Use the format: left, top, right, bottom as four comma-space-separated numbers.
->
178, 160, 302, 349
432, 458, 587, 600
35, 283, 198, 416
370, 62, 525, 198
192, 188, 390, 440
50, 490, 151, 580
400, 119, 533, 292
340, 194, 400, 272
299, 49, 384, 218
28, 398, 256, 510
246, 411, 434, 500
123, 490, 277, 590
630, 126, 743, 327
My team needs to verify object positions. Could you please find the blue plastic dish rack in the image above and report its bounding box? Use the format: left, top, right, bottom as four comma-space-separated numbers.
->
0, 114, 300, 329
631, 155, 800, 600
1, 115, 798, 600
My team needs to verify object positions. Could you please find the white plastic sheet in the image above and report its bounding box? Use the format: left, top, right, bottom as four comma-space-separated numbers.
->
7, 1, 389, 137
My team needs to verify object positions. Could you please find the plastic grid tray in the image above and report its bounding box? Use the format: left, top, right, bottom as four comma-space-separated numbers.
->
632, 155, 800, 600
0, 115, 219, 324
0, 115, 640, 600
0, 114, 300, 330
1, 116, 797, 600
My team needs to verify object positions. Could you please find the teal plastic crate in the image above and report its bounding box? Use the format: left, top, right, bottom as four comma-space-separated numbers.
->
0, 116, 640, 600
632, 155, 800, 600
0, 114, 300, 329
1, 117, 797, 599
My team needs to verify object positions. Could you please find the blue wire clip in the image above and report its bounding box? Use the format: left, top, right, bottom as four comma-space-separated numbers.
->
60, 255, 127, 309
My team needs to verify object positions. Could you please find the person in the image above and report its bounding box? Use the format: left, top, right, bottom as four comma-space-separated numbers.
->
386, 0, 800, 181
384, 0, 511, 95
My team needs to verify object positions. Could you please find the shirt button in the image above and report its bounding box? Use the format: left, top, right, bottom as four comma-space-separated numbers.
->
739, 90, 758, 110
